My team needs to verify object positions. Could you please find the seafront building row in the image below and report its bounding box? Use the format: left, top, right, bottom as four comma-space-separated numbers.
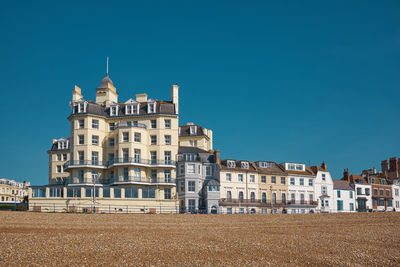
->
0, 179, 30, 203
26, 73, 400, 213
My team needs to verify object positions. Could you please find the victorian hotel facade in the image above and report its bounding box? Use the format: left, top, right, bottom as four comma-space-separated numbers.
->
30, 74, 179, 213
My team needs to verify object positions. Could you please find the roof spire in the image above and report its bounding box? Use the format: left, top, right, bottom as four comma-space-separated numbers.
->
106, 56, 109, 76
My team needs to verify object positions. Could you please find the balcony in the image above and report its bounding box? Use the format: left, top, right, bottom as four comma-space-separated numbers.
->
64, 160, 107, 170
111, 122, 147, 131
177, 155, 200, 162
320, 193, 330, 198
220, 198, 288, 207
287, 200, 318, 207
107, 158, 176, 168
111, 176, 176, 185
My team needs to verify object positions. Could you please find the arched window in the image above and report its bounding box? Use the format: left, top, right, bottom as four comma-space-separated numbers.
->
211, 206, 218, 214
262, 192, 267, 203
238, 191, 244, 201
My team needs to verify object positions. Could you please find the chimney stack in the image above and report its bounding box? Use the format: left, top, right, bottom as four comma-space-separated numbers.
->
171, 84, 179, 114
389, 157, 398, 173
321, 161, 327, 170
381, 160, 389, 174
343, 168, 350, 181
214, 150, 220, 164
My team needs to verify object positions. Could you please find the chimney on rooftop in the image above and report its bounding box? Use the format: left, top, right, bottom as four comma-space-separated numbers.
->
214, 150, 220, 165
389, 157, 398, 173
343, 168, 350, 181
321, 161, 327, 170
381, 160, 389, 174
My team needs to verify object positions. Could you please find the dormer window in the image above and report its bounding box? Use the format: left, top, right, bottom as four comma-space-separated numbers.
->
371, 178, 375, 184
241, 161, 249, 169
286, 163, 304, 171
381, 179, 385, 185
110, 105, 118, 116
190, 126, 197, 135
57, 139, 69, 150
126, 104, 137, 115
77, 101, 87, 113
258, 162, 275, 168
124, 99, 139, 115
227, 160, 236, 168
258, 162, 267, 168
183, 154, 195, 161
356, 179, 363, 184
147, 100, 156, 113
267, 162, 275, 168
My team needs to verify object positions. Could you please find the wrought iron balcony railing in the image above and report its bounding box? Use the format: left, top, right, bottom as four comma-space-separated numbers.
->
64, 160, 106, 169
111, 176, 176, 184
220, 198, 288, 207
64, 158, 176, 169
107, 158, 175, 167
287, 200, 318, 206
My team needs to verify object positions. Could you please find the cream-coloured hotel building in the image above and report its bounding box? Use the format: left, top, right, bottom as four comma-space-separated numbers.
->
29, 73, 179, 213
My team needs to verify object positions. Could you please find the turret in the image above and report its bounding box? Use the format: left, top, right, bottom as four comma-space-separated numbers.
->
95, 74, 118, 107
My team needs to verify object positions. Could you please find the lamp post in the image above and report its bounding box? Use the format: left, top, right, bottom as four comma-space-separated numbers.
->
270, 185, 274, 214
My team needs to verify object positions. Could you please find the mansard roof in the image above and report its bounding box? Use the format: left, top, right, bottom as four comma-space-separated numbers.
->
220, 159, 258, 172
178, 146, 210, 154
71, 99, 175, 117
256, 162, 287, 175
49, 138, 70, 152
179, 124, 206, 137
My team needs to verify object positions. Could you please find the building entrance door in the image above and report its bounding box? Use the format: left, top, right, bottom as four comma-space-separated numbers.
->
357, 199, 366, 211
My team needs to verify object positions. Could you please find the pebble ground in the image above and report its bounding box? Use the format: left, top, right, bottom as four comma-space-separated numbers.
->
0, 211, 399, 266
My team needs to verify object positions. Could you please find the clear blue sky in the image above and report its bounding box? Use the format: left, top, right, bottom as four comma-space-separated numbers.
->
0, 1, 399, 184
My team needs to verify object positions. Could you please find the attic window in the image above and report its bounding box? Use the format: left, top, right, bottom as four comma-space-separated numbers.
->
183, 154, 195, 161
190, 126, 197, 135
110, 105, 118, 116
356, 179, 362, 184
148, 102, 156, 113
241, 162, 249, 169
267, 163, 275, 168
227, 160, 236, 168
126, 104, 138, 115
381, 179, 385, 185
258, 162, 267, 168
57, 140, 69, 150
288, 164, 295, 170
77, 102, 87, 113
296, 164, 304, 171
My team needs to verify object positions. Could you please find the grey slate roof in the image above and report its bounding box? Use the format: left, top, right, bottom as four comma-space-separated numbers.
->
178, 146, 210, 154
50, 138, 70, 152
72, 100, 176, 118
179, 125, 206, 137
333, 180, 353, 190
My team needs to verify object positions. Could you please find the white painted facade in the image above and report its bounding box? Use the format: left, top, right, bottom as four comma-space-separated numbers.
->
313, 170, 334, 213
283, 163, 316, 214
333, 188, 356, 213
354, 183, 372, 211
392, 181, 400, 212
